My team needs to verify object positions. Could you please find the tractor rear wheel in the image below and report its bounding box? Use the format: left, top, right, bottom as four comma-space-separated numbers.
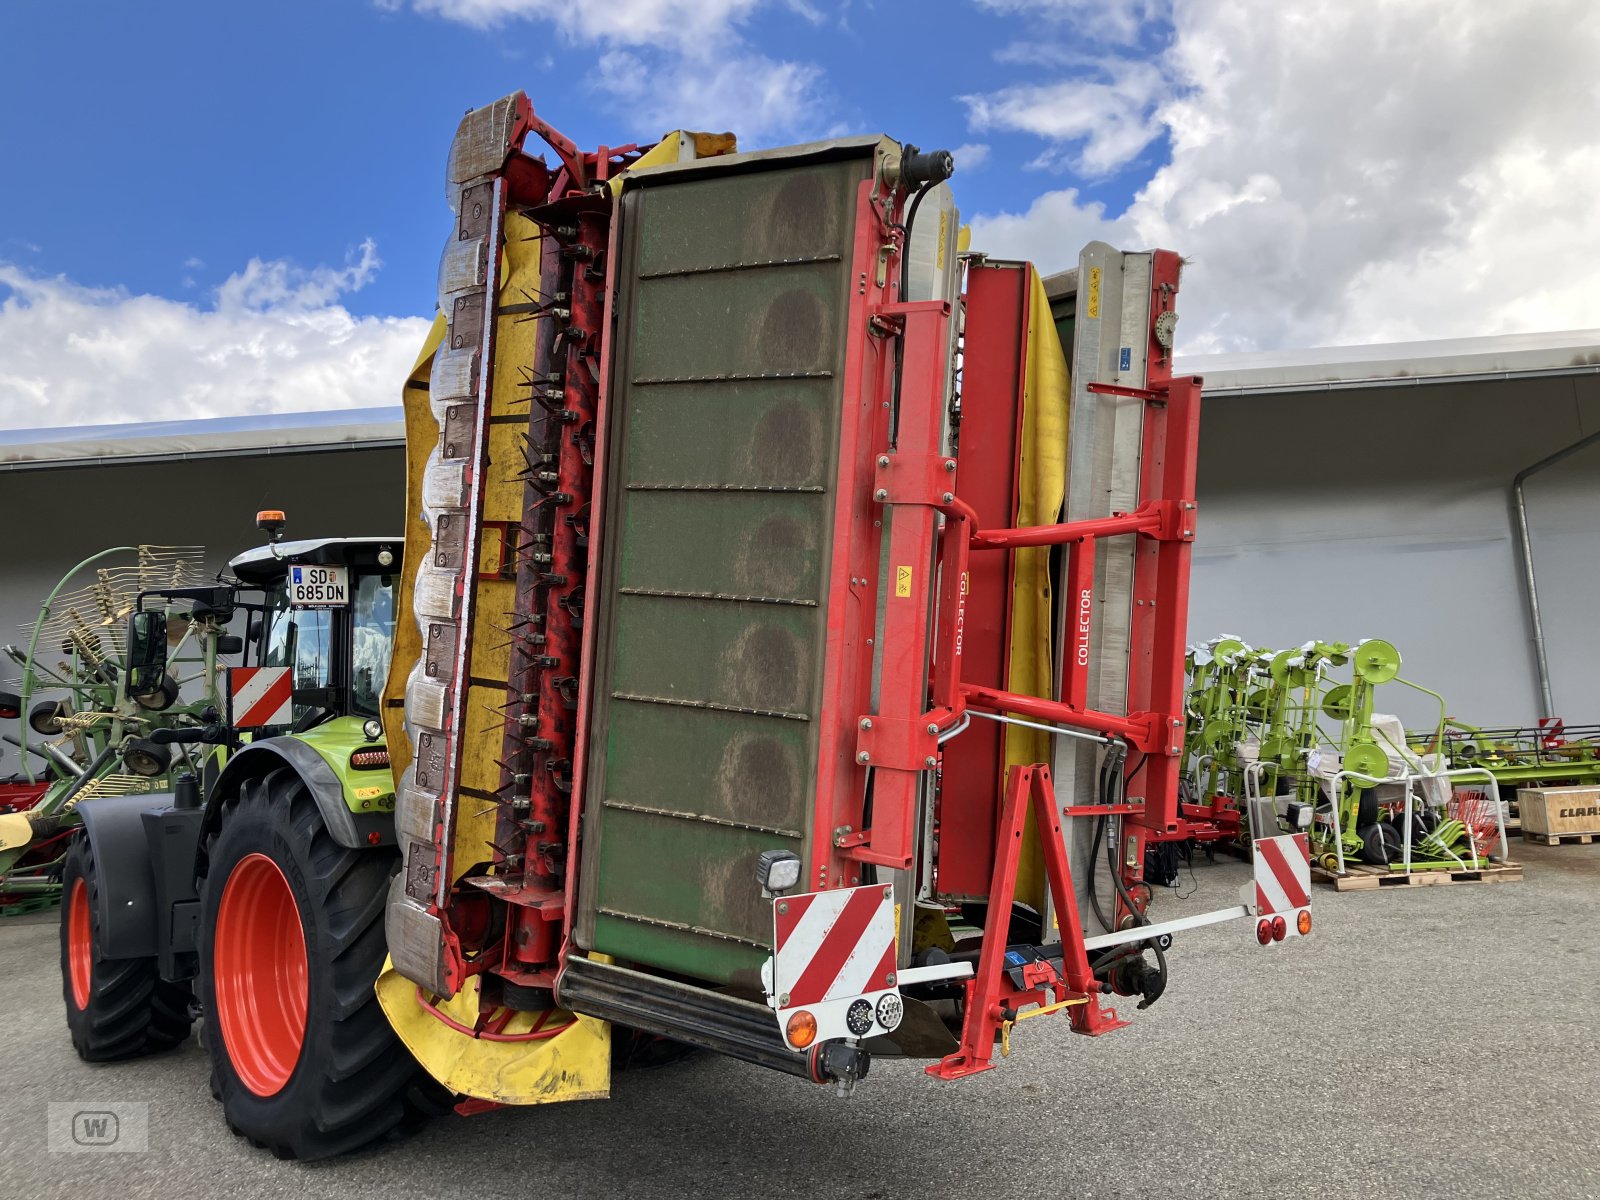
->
198, 768, 440, 1160
59, 834, 194, 1061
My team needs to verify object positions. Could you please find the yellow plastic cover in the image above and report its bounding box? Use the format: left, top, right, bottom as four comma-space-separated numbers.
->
1003, 267, 1070, 912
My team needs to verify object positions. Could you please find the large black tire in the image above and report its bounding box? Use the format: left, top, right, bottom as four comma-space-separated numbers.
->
60, 834, 193, 1061
198, 768, 439, 1160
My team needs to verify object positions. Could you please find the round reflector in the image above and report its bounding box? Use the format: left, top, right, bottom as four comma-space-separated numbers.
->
1271, 915, 1287, 942
785, 1010, 818, 1049
875, 992, 904, 1033
1297, 909, 1313, 936
1256, 919, 1272, 946
845, 998, 873, 1037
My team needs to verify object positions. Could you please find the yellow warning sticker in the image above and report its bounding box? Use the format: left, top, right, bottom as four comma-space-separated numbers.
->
895, 565, 913, 597
1087, 266, 1102, 319
353, 785, 386, 801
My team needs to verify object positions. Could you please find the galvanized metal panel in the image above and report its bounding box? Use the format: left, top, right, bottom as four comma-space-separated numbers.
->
578, 153, 875, 987
1055, 246, 1153, 808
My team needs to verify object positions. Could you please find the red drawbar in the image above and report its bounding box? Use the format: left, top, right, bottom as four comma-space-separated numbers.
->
213, 853, 309, 1097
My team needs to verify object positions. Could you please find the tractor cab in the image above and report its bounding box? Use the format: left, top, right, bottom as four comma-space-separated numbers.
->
227, 518, 402, 733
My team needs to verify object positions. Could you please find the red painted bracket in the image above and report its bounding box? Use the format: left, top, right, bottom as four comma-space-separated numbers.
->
873, 452, 959, 506
855, 715, 939, 772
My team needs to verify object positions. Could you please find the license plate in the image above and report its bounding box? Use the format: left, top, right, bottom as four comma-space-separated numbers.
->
287, 565, 349, 606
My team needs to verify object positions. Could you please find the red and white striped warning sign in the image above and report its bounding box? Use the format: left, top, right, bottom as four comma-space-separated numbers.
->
227, 666, 293, 728
768, 884, 899, 1046
1253, 832, 1311, 924
774, 884, 896, 1005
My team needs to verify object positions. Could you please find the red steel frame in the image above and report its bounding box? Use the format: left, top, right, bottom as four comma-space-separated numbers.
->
804, 178, 907, 891
932, 763, 1127, 1080
826, 245, 1203, 1066
833, 250, 1200, 863
935, 263, 1029, 900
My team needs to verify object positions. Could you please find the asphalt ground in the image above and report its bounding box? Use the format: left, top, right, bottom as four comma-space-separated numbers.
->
3, 840, 1597, 1200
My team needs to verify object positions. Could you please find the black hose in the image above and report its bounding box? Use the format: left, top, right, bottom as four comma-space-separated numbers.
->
888, 181, 938, 449
1086, 741, 1128, 934
1089, 740, 1170, 1008
1087, 814, 1113, 934
1137, 939, 1169, 1011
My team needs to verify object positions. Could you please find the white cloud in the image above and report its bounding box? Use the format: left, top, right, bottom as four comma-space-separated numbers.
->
952, 142, 991, 172
0, 249, 430, 431
969, 188, 1130, 267
396, 0, 758, 47
977, 0, 1164, 46
391, 0, 824, 143
594, 48, 824, 145
964, 59, 1167, 175
216, 239, 382, 313
964, 0, 1600, 352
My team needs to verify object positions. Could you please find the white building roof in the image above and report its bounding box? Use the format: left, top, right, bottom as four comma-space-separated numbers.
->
0, 406, 406, 472
1178, 328, 1600, 396
3, 329, 1597, 470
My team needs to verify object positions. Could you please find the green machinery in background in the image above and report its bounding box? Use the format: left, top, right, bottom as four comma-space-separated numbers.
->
1417, 718, 1600, 794
0, 546, 232, 914
1182, 635, 1508, 876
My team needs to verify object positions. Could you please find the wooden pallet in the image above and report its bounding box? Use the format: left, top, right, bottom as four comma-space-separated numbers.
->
1311, 860, 1524, 891
1521, 830, 1600, 846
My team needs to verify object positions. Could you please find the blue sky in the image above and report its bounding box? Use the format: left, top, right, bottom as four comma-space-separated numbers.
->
2, 0, 1595, 428
0, 1, 1168, 321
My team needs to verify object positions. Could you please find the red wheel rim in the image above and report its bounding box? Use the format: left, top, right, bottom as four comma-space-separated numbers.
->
214, 853, 308, 1097
68, 877, 92, 1010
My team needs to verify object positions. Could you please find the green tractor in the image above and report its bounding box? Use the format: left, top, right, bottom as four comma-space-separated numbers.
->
56, 521, 433, 1155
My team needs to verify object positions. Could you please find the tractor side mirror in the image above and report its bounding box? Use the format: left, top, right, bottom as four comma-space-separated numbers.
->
125, 610, 169, 698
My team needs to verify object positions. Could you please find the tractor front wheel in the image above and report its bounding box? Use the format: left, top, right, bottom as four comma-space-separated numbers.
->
199, 768, 439, 1160
59, 834, 193, 1061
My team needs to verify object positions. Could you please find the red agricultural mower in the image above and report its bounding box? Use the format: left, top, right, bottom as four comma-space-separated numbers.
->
58, 93, 1305, 1158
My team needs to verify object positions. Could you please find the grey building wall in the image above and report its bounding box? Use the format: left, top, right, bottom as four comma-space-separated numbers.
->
0, 447, 404, 778
1188, 374, 1600, 729
4, 374, 1596, 774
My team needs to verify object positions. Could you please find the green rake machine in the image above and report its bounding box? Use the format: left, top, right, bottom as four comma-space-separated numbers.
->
0, 546, 233, 913
1183, 636, 1509, 877
1422, 718, 1600, 796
